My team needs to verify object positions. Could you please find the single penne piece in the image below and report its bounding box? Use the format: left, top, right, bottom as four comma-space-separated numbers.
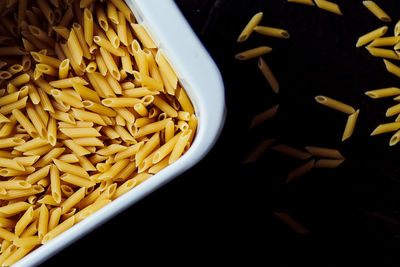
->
63, 139, 90, 156
365, 87, 400, 98
169, 130, 192, 164
342, 110, 360, 141
368, 36, 400, 47
60, 127, 101, 138
152, 132, 182, 164
315, 95, 355, 114
0, 157, 25, 171
53, 158, 90, 178
14, 207, 34, 236
71, 108, 106, 126
386, 103, 400, 117
155, 50, 178, 90
366, 47, 400, 60
314, 0, 343, 15
38, 204, 49, 239
383, 59, 400, 78
51, 89, 83, 108
235, 46, 272, 60
237, 12, 263, 42
72, 23, 91, 60
93, 35, 125, 56
305, 146, 344, 159
135, 118, 172, 139
98, 159, 130, 180
12, 109, 38, 138
152, 96, 178, 117
117, 11, 128, 46
42, 216, 75, 244
395, 20, 400, 36
271, 144, 312, 160
67, 29, 83, 65
84, 8, 94, 46
254, 26, 290, 39
363, 1, 391, 22
49, 77, 88, 88
286, 159, 315, 184
249, 104, 279, 128
314, 159, 345, 168
30, 51, 62, 68
135, 132, 160, 167
26, 165, 51, 184
371, 122, 400, 136
258, 57, 279, 93
133, 71, 164, 93
99, 47, 120, 81
287, 0, 315, 5
130, 23, 157, 49
52, 26, 70, 40
356, 26, 388, 47
58, 59, 70, 80
72, 81, 101, 103
72, 137, 104, 147
82, 100, 116, 116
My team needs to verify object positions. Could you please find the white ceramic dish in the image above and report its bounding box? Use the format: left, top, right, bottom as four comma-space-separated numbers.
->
14, 0, 225, 266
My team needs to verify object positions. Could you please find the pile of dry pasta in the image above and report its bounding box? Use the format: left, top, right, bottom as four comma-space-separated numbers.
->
0, 0, 197, 264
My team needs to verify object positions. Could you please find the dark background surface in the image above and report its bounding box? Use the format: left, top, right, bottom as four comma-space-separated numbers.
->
42, 0, 400, 266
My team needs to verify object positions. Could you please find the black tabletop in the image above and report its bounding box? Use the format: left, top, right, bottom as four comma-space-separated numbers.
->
42, 1, 400, 266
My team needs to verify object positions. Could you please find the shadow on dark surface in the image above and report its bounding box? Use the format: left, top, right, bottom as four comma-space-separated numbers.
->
42, 0, 400, 266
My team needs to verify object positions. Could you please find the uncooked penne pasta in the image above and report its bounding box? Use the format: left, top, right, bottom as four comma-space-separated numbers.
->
363, 1, 391, 22
383, 59, 400, 78
235, 46, 272, 60
365, 87, 400, 98
342, 110, 359, 141
286, 159, 315, 183
249, 104, 279, 128
305, 146, 344, 159
368, 36, 400, 47
366, 47, 400, 60
314, 0, 343, 15
271, 144, 312, 160
237, 12, 263, 43
356, 26, 388, 47
287, 0, 315, 6
315, 95, 355, 114
254, 26, 290, 39
371, 122, 400, 136
314, 159, 344, 168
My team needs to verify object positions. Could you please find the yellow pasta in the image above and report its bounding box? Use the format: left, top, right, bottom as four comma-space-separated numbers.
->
366, 47, 400, 60
130, 23, 157, 49
342, 110, 360, 141
363, 1, 391, 22
237, 12, 263, 42
67, 29, 83, 65
258, 57, 279, 93
83, 8, 94, 46
371, 122, 400, 136
365, 87, 400, 98
249, 104, 279, 128
356, 26, 388, 47
314, 0, 342, 15
383, 59, 400, 78
286, 159, 315, 183
315, 95, 356, 114
235, 46, 272, 60
254, 26, 290, 39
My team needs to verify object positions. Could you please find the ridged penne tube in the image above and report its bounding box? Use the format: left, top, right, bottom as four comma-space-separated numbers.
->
235, 46, 272, 60
315, 95, 355, 114
0, 157, 25, 171
314, 0, 342, 15
135, 119, 172, 139
114, 142, 143, 161
368, 36, 400, 47
0, 91, 20, 106
42, 216, 75, 244
152, 96, 178, 117
371, 122, 400, 136
130, 23, 156, 49
58, 59, 69, 79
107, 1, 119, 24
71, 82, 101, 103
152, 132, 181, 164
30, 52, 62, 68
273, 212, 310, 234
26, 102, 46, 138
67, 29, 83, 65
135, 133, 160, 167
271, 144, 312, 160
0, 185, 44, 200
84, 8, 94, 46
386, 103, 400, 117
0, 180, 31, 190
0, 202, 31, 217
117, 11, 128, 46
38, 204, 49, 239
60, 187, 86, 214
363, 1, 391, 22
60, 127, 101, 138
365, 87, 400, 98
72, 23, 91, 60
26, 165, 51, 184
314, 159, 345, 168
53, 159, 89, 178
133, 71, 164, 92
98, 159, 130, 181
0, 228, 16, 242
111, 0, 135, 23
49, 77, 88, 88
14, 236, 41, 248
0, 46, 28, 57
237, 12, 263, 42
156, 50, 178, 90
82, 100, 116, 116
72, 137, 104, 147
258, 57, 279, 93
383, 59, 400, 78
249, 104, 279, 128
286, 159, 315, 184
254, 26, 290, 39
51, 89, 83, 108
96, 144, 127, 156
169, 130, 192, 164
2, 245, 36, 266
0, 137, 25, 149
342, 110, 359, 141
10, 73, 30, 87
86, 61, 97, 73
50, 164, 62, 204
366, 47, 400, 60
305, 146, 344, 159
356, 26, 388, 47
99, 47, 120, 80
71, 108, 106, 126
28, 25, 55, 47
96, 4, 108, 31
93, 36, 125, 56
52, 26, 70, 39
12, 109, 38, 138
37, 0, 54, 24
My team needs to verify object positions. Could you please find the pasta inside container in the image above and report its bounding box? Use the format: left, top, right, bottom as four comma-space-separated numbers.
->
0, 0, 225, 266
